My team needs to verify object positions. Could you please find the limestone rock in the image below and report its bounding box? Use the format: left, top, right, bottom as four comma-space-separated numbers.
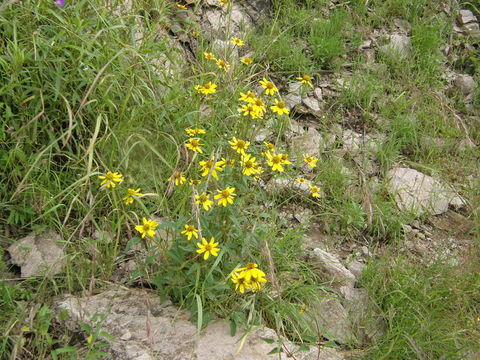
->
380, 34, 411, 57
308, 297, 354, 345
290, 127, 322, 161
7, 231, 66, 278
284, 93, 302, 109
308, 248, 356, 284
211, 39, 238, 58
457, 9, 477, 25
454, 74, 476, 96
386, 167, 465, 216
342, 129, 380, 154
55, 287, 344, 360
347, 260, 365, 279
302, 97, 321, 112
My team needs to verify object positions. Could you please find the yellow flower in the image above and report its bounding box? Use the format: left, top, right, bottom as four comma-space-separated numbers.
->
240, 153, 261, 176
270, 99, 290, 115
98, 171, 123, 189
217, 0, 227, 5
309, 185, 321, 198
303, 154, 318, 168
199, 158, 225, 180
238, 91, 256, 103
280, 153, 292, 165
233, 262, 267, 292
185, 128, 206, 137
195, 81, 217, 95
214, 187, 236, 207
238, 103, 261, 118
176, 3, 187, 10
181, 224, 199, 240
123, 188, 143, 205
266, 152, 284, 172
241, 57, 253, 65
252, 97, 267, 117
196, 237, 220, 260
185, 138, 204, 153
135, 217, 158, 238
189, 179, 202, 186
263, 142, 275, 153
229, 137, 250, 155
299, 304, 307, 314
296, 74, 314, 88
221, 158, 236, 167
259, 77, 278, 96
167, 171, 186, 186
216, 59, 230, 71
295, 177, 309, 184
204, 52, 216, 61
230, 37, 245, 46
231, 272, 251, 293
195, 192, 214, 210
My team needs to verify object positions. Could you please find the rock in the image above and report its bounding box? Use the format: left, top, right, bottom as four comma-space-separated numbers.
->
314, 87, 323, 100
284, 93, 302, 109
380, 34, 411, 57
267, 177, 310, 196
308, 297, 354, 345
290, 127, 322, 161
457, 9, 477, 25
201, 4, 253, 38
286, 119, 306, 137
454, 74, 476, 96
341, 129, 380, 154
7, 231, 66, 278
55, 287, 343, 360
386, 167, 465, 216
211, 39, 238, 58
302, 97, 321, 112
287, 82, 302, 93
347, 260, 365, 279
341, 288, 386, 344
308, 248, 356, 284
463, 22, 480, 36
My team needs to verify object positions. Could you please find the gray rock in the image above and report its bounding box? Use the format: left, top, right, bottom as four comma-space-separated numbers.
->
267, 177, 310, 196
55, 287, 344, 360
380, 34, 411, 57
201, 4, 253, 38
314, 87, 323, 100
308, 248, 356, 284
7, 231, 66, 278
457, 9, 477, 25
347, 260, 365, 279
454, 74, 476, 96
284, 93, 302, 109
211, 39, 239, 58
308, 297, 355, 345
386, 167, 465, 216
342, 129, 379, 154
287, 82, 302, 93
290, 127, 322, 161
302, 97, 321, 112
463, 22, 480, 36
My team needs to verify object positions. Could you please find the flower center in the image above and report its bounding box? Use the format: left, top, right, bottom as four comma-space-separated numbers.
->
204, 83, 211, 89
186, 226, 195, 231
190, 139, 199, 146
236, 140, 245, 148
266, 82, 274, 89
142, 224, 151, 231
272, 156, 281, 164
205, 160, 213, 168
174, 172, 182, 179
277, 101, 285, 109
246, 262, 256, 269
106, 173, 114, 180
221, 190, 230, 198
199, 194, 208, 202
244, 161, 253, 168
204, 244, 212, 251
255, 99, 263, 106
303, 75, 311, 81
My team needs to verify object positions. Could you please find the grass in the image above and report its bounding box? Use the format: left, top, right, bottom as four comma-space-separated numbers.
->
1, 0, 479, 359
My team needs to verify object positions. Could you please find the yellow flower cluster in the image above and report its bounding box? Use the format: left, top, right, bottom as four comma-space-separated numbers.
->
231, 263, 267, 293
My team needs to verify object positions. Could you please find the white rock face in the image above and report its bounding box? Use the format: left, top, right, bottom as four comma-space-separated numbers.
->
309, 298, 354, 345
342, 129, 380, 154
290, 127, 323, 161
381, 34, 411, 57
386, 167, 465, 215
302, 97, 321, 112
309, 249, 356, 284
8, 231, 66, 278
55, 288, 344, 360
454, 74, 476, 96
457, 9, 477, 25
